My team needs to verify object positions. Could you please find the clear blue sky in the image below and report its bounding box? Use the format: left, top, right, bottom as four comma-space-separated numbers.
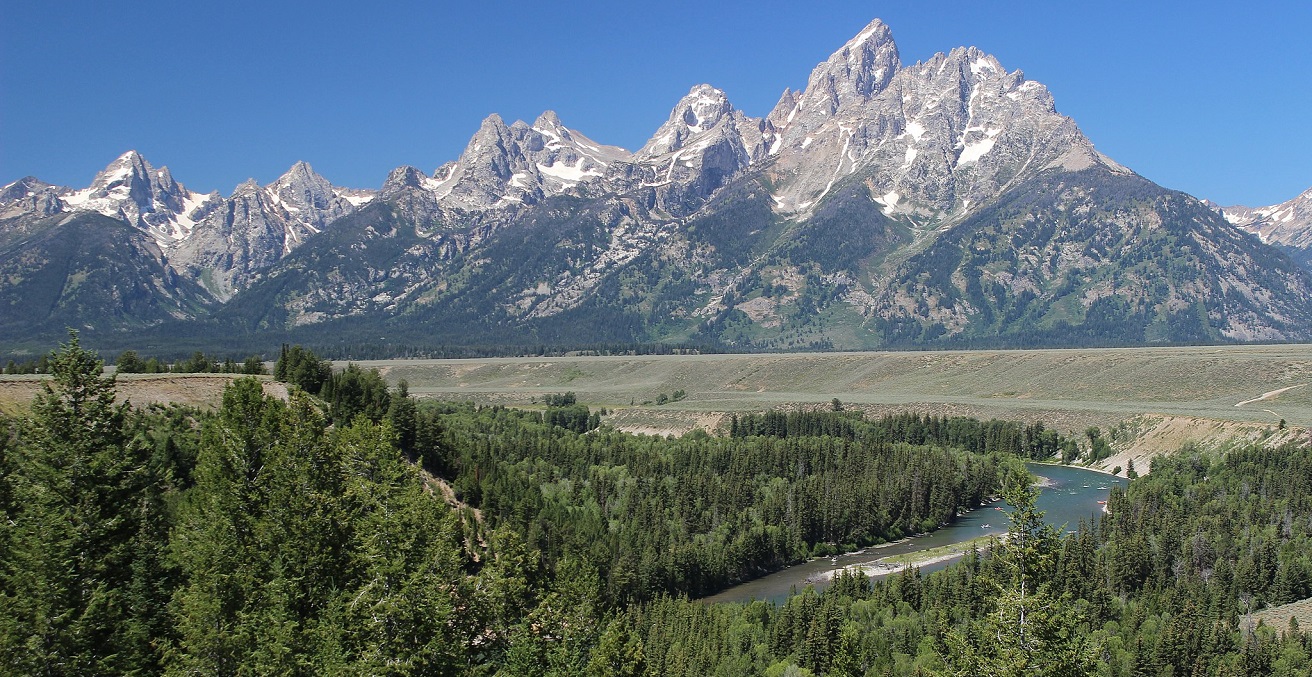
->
2, 1, 1309, 206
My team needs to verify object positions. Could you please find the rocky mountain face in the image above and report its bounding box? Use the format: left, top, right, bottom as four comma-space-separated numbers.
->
0, 177, 66, 222
2, 18, 1310, 349
172, 161, 375, 299
1221, 187, 1312, 271
0, 153, 376, 303
0, 212, 213, 339
869, 171, 1312, 345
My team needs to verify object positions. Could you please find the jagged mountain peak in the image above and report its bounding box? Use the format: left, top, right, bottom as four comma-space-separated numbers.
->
87, 150, 151, 191
57, 150, 208, 241
796, 19, 901, 117
382, 166, 430, 195
530, 110, 621, 155
475, 112, 509, 135
269, 161, 332, 204
233, 178, 263, 195
407, 109, 628, 211
947, 47, 1008, 80
104, 148, 147, 169
675, 84, 734, 134
1, 176, 60, 203
761, 23, 1129, 218
275, 160, 318, 182
848, 17, 894, 49
259, 161, 375, 231
768, 88, 798, 119
531, 111, 629, 161
625, 85, 770, 212
636, 84, 746, 161
172, 164, 373, 301
910, 46, 1029, 102
0, 176, 65, 219
533, 110, 564, 129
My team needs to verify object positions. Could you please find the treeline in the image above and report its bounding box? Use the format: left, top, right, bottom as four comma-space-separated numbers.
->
3, 341, 724, 375
730, 410, 1078, 462
260, 339, 724, 361
115, 349, 267, 374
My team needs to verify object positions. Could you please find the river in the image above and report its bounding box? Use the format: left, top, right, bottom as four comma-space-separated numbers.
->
699, 462, 1119, 605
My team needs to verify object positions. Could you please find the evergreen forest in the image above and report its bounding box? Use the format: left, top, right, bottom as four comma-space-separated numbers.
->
1, 337, 1310, 675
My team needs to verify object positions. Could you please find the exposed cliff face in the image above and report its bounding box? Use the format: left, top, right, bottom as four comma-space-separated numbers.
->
168, 162, 374, 300
0, 153, 378, 302
50, 151, 217, 242
864, 171, 1312, 346
761, 22, 1124, 220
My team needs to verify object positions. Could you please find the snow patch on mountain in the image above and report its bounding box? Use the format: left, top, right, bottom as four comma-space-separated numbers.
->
1221, 186, 1312, 251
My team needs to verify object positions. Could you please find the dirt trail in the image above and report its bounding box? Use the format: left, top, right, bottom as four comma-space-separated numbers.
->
1235, 383, 1307, 407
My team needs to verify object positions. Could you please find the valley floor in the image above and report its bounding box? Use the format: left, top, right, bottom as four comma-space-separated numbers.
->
3, 344, 1309, 459
350, 343, 1312, 457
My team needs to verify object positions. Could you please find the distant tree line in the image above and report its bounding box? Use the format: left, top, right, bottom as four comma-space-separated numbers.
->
4, 350, 269, 375
114, 349, 267, 375
2, 356, 48, 374
264, 339, 726, 361
730, 410, 1080, 462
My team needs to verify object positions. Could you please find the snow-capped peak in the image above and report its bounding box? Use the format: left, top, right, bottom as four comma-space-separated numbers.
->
680, 85, 733, 134
848, 17, 893, 50
262, 161, 375, 229
532, 110, 630, 166
57, 150, 210, 241
399, 110, 628, 211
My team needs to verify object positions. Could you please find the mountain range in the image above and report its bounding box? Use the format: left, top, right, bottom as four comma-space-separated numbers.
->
3, 18, 1311, 354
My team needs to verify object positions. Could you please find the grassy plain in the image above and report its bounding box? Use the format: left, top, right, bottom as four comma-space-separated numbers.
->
2, 344, 1308, 458
0, 374, 286, 416
354, 345, 1310, 424
352, 344, 1312, 460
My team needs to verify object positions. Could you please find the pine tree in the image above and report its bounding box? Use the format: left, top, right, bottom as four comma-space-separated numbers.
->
587, 614, 646, 677
0, 331, 167, 674
940, 464, 1098, 676
386, 380, 417, 460
167, 377, 288, 674
115, 350, 146, 374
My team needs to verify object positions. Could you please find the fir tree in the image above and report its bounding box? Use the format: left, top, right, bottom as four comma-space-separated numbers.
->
0, 331, 168, 674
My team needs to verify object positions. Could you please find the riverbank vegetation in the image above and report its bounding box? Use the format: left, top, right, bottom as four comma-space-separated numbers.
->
1, 338, 1309, 674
